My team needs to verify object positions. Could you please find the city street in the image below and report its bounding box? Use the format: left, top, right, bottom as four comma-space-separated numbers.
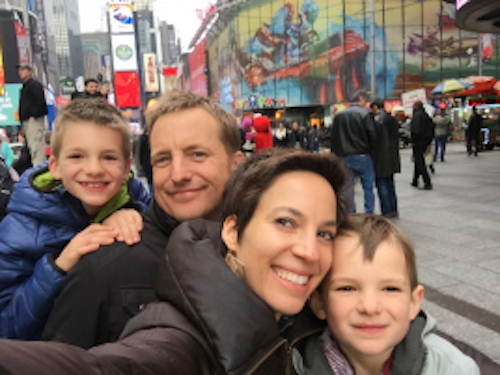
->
354, 141, 500, 365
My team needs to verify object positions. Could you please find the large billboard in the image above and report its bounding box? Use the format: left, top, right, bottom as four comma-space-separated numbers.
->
207, 0, 500, 111
108, 3, 135, 34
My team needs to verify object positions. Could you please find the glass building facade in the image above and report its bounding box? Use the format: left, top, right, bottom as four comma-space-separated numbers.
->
204, 0, 500, 112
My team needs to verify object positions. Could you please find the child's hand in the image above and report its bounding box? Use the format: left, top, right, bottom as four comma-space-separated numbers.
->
102, 209, 143, 245
55, 224, 118, 272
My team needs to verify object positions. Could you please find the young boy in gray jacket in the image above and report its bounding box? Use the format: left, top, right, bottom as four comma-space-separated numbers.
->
295, 214, 479, 375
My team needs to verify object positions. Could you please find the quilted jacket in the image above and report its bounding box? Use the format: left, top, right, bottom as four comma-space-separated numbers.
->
0, 162, 150, 339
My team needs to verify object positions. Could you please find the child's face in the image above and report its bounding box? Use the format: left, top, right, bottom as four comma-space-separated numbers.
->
310, 233, 424, 365
49, 121, 131, 216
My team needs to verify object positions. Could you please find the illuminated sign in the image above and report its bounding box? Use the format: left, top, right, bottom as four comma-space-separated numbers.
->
108, 4, 135, 34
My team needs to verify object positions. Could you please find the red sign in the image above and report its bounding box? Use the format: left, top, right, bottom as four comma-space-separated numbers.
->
14, 22, 31, 66
114, 71, 141, 108
162, 67, 178, 76
188, 39, 208, 96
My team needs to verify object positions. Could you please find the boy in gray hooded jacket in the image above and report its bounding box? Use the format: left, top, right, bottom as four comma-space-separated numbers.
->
295, 214, 479, 375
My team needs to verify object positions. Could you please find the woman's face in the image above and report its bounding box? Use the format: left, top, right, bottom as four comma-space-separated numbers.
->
222, 170, 338, 319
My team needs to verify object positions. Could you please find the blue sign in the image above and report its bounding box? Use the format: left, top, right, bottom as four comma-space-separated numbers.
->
0, 84, 22, 126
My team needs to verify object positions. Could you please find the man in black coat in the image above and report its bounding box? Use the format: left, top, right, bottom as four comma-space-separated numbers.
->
371, 99, 401, 218
330, 90, 377, 213
410, 101, 434, 190
41, 91, 245, 348
467, 106, 482, 156
17, 65, 48, 166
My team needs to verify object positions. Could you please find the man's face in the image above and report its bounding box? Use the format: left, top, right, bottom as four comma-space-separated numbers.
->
371, 105, 381, 115
18, 68, 31, 81
150, 107, 242, 221
85, 82, 99, 94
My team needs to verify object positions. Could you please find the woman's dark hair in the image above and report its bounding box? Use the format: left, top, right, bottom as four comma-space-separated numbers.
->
221, 148, 347, 237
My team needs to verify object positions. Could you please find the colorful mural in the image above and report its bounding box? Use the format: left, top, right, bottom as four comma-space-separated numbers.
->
206, 0, 500, 111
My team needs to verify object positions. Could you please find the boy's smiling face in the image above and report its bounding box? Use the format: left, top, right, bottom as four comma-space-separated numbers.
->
49, 121, 131, 216
310, 233, 424, 366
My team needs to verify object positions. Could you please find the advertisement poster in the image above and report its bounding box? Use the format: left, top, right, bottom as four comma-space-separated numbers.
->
189, 39, 208, 96
14, 22, 30, 66
206, 0, 500, 110
108, 3, 135, 34
143, 53, 159, 92
0, 84, 22, 126
111, 34, 138, 72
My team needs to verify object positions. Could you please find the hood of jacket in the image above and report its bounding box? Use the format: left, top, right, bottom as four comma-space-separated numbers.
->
154, 219, 324, 374
8, 162, 133, 227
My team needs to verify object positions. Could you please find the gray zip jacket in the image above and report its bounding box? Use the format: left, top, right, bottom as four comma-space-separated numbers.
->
293, 310, 479, 375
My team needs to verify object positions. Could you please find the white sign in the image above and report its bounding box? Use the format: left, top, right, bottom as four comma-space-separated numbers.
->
108, 4, 135, 34
111, 34, 138, 72
401, 88, 426, 116
143, 53, 159, 92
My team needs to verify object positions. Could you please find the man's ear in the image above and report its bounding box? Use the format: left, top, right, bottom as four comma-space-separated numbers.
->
48, 155, 61, 179
309, 290, 328, 320
124, 157, 132, 179
409, 285, 425, 320
230, 151, 246, 172
221, 215, 239, 253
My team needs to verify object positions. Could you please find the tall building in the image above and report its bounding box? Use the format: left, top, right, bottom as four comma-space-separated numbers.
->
52, 0, 84, 81
134, 0, 152, 11
159, 21, 179, 66
81, 32, 110, 80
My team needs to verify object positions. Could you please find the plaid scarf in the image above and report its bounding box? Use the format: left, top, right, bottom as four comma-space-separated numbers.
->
318, 328, 393, 375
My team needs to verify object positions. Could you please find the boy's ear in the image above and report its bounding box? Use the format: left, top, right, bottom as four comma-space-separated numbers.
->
48, 155, 61, 179
309, 290, 328, 320
409, 285, 425, 320
221, 215, 240, 253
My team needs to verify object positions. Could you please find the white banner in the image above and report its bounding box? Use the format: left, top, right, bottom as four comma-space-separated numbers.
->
143, 53, 159, 92
111, 34, 138, 72
401, 88, 427, 116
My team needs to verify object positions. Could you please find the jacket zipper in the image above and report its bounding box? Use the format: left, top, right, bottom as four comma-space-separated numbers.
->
244, 325, 324, 375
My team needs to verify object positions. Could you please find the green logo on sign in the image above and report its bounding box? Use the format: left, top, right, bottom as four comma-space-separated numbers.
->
116, 44, 133, 61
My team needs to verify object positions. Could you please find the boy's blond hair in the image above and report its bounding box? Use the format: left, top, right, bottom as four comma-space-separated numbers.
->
51, 99, 131, 160
335, 213, 419, 290
145, 90, 241, 155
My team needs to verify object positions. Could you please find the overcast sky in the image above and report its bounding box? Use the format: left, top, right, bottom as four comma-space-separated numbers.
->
78, 0, 211, 50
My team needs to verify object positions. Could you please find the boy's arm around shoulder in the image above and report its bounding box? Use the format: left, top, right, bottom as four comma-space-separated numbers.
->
0, 213, 66, 339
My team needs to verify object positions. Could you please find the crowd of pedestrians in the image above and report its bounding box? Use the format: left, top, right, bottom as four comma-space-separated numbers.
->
0, 85, 496, 374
